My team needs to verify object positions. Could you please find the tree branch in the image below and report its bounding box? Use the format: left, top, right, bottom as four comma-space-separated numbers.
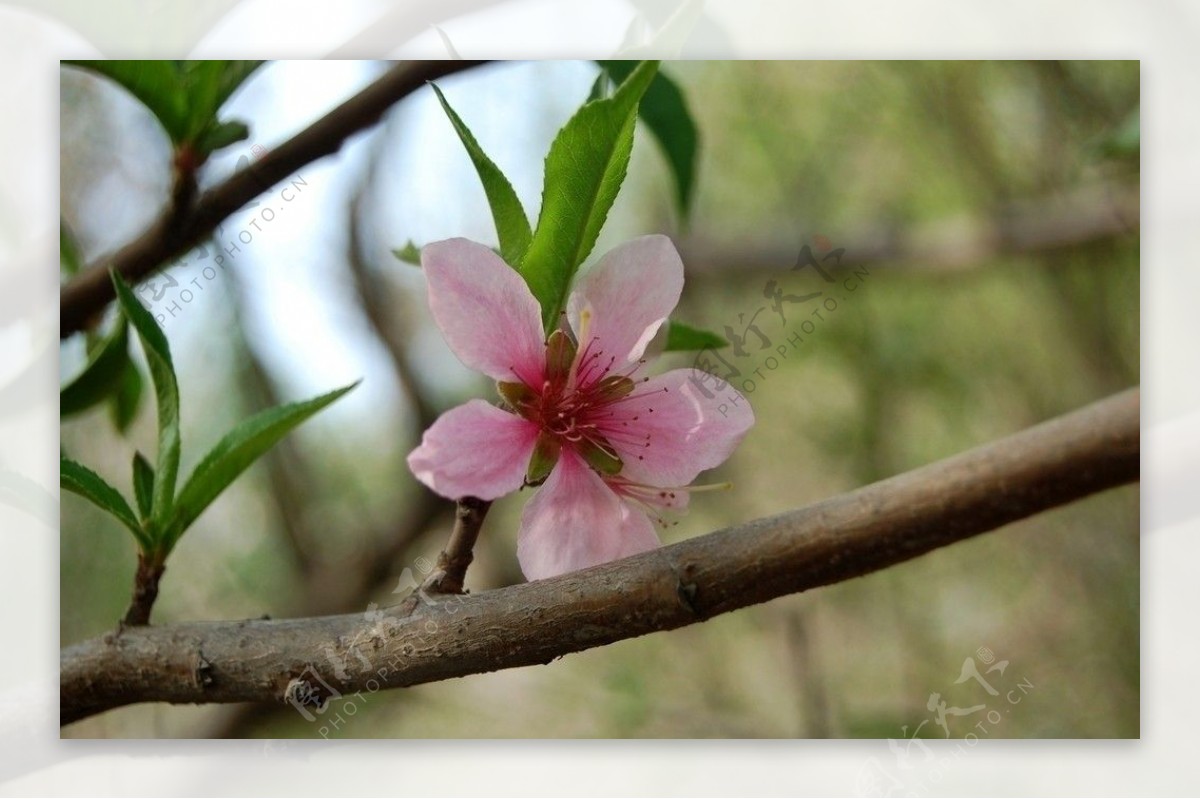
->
680, 181, 1138, 278
59, 59, 487, 338
422, 497, 492, 595
121, 552, 166, 627
60, 388, 1139, 726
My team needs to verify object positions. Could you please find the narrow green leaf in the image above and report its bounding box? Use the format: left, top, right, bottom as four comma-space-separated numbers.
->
520, 60, 660, 329
61, 456, 150, 550
109, 361, 144, 433
110, 272, 180, 529
60, 221, 83, 277
598, 61, 698, 215
195, 119, 250, 156
392, 240, 423, 266
163, 382, 358, 550
431, 83, 532, 266
664, 320, 728, 351
60, 315, 130, 416
209, 61, 264, 113
66, 61, 190, 143
66, 61, 263, 149
132, 452, 155, 523
587, 70, 611, 103
180, 60, 264, 142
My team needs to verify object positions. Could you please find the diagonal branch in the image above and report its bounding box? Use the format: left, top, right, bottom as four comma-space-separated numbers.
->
60, 59, 487, 338
60, 388, 1139, 726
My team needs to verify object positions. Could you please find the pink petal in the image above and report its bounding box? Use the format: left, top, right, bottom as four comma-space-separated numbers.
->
517, 450, 661, 580
422, 238, 546, 385
604, 368, 755, 487
407, 400, 538, 500
566, 235, 684, 369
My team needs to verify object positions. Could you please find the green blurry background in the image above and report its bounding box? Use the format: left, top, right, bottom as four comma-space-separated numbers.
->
60, 60, 1139, 739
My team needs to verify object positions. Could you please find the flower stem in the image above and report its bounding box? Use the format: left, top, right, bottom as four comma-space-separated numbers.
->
422, 497, 492, 594
123, 550, 166, 626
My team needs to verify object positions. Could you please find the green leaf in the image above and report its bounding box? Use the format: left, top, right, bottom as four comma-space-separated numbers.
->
60, 221, 83, 277
65, 60, 263, 148
664, 320, 728, 351
431, 83, 532, 266
179, 60, 263, 142
109, 361, 144, 433
520, 60, 660, 329
598, 61, 698, 215
162, 382, 358, 550
132, 452, 155, 523
61, 456, 150, 551
586, 70, 611, 103
201, 60, 263, 115
195, 119, 250, 156
392, 240, 423, 266
110, 272, 180, 530
60, 314, 131, 417
67, 60, 190, 142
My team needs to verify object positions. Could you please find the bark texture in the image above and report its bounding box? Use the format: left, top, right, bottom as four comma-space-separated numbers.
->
60, 388, 1139, 726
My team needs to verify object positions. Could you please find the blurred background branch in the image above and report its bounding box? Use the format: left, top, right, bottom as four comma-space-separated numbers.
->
680, 181, 1137, 278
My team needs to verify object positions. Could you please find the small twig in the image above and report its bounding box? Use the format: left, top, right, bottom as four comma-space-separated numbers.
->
422, 497, 492, 595
122, 551, 166, 626
60, 59, 486, 338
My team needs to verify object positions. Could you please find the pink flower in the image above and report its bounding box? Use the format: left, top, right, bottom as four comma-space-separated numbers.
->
407, 235, 754, 580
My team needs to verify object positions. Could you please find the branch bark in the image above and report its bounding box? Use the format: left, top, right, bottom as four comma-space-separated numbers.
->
422, 497, 492, 594
60, 388, 1139, 726
121, 552, 166, 627
59, 59, 487, 338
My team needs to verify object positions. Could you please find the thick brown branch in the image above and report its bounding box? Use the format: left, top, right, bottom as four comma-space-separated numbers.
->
59, 59, 487, 338
61, 388, 1139, 726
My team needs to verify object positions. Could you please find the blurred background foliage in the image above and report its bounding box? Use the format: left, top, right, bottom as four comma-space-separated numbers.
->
60, 60, 1138, 738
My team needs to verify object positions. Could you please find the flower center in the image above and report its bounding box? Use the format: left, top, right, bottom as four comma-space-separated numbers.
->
499, 320, 661, 485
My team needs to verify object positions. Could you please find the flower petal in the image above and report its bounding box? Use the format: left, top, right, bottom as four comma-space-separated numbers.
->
604, 368, 754, 487
517, 450, 661, 580
422, 238, 546, 384
567, 235, 684, 369
407, 400, 538, 500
